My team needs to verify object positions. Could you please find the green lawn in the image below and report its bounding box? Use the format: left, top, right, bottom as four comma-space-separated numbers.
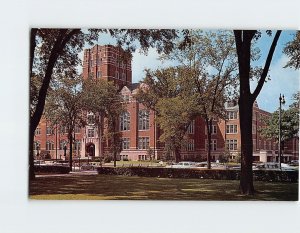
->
29, 174, 298, 201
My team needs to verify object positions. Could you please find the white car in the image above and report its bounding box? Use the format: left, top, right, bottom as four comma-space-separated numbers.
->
167, 161, 196, 169
253, 162, 296, 171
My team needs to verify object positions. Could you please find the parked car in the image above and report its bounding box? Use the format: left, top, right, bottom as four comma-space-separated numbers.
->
167, 161, 196, 169
81, 163, 98, 170
289, 160, 299, 166
253, 162, 296, 171
34, 160, 46, 166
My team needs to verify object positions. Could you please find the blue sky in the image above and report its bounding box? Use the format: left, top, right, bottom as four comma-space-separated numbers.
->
82, 30, 299, 113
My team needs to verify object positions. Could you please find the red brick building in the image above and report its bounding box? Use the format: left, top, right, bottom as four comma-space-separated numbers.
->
33, 44, 299, 162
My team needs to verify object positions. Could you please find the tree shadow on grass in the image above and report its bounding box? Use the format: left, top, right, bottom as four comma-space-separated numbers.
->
29, 174, 298, 201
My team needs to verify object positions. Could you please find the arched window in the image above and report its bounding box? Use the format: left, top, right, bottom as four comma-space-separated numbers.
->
120, 112, 130, 131
138, 110, 150, 130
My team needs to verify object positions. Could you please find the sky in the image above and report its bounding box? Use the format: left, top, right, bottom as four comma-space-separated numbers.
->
81, 30, 299, 113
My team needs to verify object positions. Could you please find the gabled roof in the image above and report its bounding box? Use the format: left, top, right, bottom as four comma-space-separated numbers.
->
127, 83, 140, 92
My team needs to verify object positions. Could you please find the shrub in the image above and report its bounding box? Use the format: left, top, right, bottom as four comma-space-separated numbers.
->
34, 165, 70, 174
103, 155, 113, 163
97, 167, 298, 182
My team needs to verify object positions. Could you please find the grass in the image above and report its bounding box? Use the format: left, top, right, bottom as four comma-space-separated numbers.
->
29, 173, 298, 201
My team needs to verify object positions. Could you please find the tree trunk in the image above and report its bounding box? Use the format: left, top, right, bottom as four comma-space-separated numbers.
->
112, 120, 117, 167
29, 127, 35, 181
174, 146, 181, 163
234, 30, 281, 195
239, 97, 255, 195
206, 119, 212, 169
69, 133, 73, 171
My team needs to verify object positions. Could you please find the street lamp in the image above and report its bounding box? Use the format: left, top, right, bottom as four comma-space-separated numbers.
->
278, 93, 285, 169
63, 144, 67, 160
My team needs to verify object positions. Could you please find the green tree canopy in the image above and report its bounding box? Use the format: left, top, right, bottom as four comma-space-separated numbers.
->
283, 31, 300, 70
135, 67, 200, 162
261, 92, 299, 142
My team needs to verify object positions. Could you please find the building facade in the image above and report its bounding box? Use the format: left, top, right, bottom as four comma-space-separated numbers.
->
33, 44, 299, 163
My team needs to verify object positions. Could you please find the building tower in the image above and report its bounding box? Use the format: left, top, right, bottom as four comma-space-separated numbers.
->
82, 45, 132, 88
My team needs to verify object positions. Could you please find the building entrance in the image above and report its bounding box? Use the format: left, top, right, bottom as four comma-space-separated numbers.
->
86, 142, 95, 157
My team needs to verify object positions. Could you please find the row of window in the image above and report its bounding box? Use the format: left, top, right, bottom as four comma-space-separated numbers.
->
254, 140, 278, 151
87, 57, 127, 69
34, 138, 240, 152
119, 110, 150, 131
35, 126, 81, 136
115, 71, 127, 81
34, 140, 81, 151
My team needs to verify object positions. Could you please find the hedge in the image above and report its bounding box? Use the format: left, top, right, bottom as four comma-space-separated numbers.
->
34, 165, 70, 174
96, 167, 298, 182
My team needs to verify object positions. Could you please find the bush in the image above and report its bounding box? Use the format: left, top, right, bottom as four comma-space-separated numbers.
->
34, 165, 70, 174
97, 167, 298, 182
103, 155, 113, 163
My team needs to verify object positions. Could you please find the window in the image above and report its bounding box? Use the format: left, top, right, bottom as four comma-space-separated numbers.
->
74, 140, 81, 151
121, 155, 128, 160
75, 126, 81, 134
89, 60, 93, 67
87, 113, 95, 125
122, 138, 130, 150
123, 95, 130, 102
211, 139, 217, 151
97, 71, 101, 78
206, 139, 217, 151
34, 141, 40, 150
206, 125, 217, 134
120, 112, 130, 131
138, 137, 149, 149
46, 141, 54, 151
88, 128, 95, 138
226, 111, 237, 120
35, 128, 41, 135
226, 139, 238, 151
122, 73, 126, 81
46, 127, 54, 135
187, 120, 195, 134
186, 139, 195, 151
60, 126, 67, 134
139, 154, 147, 160
59, 140, 67, 150
226, 124, 238, 134
116, 71, 119, 79
138, 110, 150, 130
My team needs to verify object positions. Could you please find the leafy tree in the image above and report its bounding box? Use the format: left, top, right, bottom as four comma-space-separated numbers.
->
261, 92, 299, 143
45, 75, 85, 170
233, 30, 281, 194
160, 30, 238, 168
283, 31, 300, 70
29, 29, 179, 179
82, 79, 124, 167
135, 67, 200, 162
